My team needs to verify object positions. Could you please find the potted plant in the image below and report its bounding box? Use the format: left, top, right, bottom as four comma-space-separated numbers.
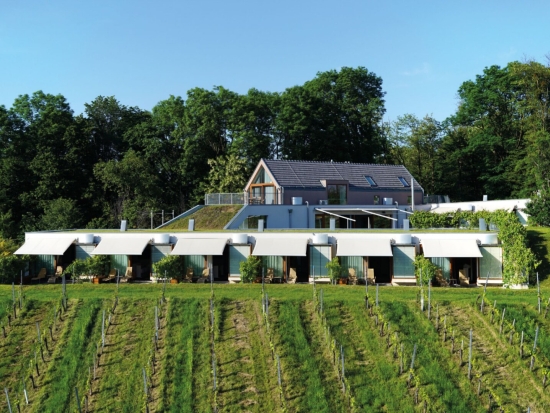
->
326, 257, 342, 285
153, 255, 185, 283
240, 256, 261, 283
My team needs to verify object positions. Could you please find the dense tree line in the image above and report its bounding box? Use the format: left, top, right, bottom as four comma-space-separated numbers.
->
1, 61, 549, 238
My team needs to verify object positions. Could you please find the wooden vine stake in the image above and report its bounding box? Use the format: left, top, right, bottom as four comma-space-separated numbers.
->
520, 331, 524, 358
499, 308, 506, 335
427, 280, 431, 320
376, 284, 379, 307
22, 376, 28, 405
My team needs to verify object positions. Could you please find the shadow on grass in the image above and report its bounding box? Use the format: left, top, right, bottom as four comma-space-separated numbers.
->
527, 228, 550, 282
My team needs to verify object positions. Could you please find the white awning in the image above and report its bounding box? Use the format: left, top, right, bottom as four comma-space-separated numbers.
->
91, 237, 151, 255
421, 239, 482, 258
336, 239, 393, 257
252, 238, 308, 257
14, 236, 76, 255
171, 238, 228, 255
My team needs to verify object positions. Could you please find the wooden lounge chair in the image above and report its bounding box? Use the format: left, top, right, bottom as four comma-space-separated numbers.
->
287, 268, 297, 284
348, 268, 357, 285
102, 269, 117, 283
32, 268, 47, 283
458, 269, 470, 287
367, 268, 375, 285
47, 266, 63, 284
265, 268, 274, 284
197, 268, 210, 283
119, 267, 133, 283
182, 267, 194, 283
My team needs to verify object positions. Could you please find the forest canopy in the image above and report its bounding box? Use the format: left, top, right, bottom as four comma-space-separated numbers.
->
1, 61, 549, 238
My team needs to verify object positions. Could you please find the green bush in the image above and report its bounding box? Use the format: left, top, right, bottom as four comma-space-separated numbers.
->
325, 257, 343, 284
64, 255, 110, 279
153, 255, 185, 281
525, 191, 550, 226
413, 254, 438, 286
240, 255, 261, 283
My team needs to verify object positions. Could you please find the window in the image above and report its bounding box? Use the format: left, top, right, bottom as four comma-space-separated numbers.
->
253, 167, 272, 184
373, 195, 380, 205
327, 184, 347, 205
398, 177, 410, 187
365, 176, 377, 186
239, 215, 267, 229
407, 195, 412, 205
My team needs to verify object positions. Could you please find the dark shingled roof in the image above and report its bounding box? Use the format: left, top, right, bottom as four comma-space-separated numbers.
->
262, 159, 423, 191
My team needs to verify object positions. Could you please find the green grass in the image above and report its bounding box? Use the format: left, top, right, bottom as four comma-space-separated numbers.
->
161, 205, 243, 230
2, 283, 550, 412
32, 299, 103, 412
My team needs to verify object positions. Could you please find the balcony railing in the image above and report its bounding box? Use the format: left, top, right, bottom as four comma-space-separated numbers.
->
205, 193, 246, 205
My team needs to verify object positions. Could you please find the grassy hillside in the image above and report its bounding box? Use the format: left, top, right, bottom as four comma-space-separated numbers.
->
527, 227, 550, 284
1, 283, 549, 412
162, 205, 242, 231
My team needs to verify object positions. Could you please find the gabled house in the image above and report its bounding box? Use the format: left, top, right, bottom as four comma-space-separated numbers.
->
245, 159, 423, 206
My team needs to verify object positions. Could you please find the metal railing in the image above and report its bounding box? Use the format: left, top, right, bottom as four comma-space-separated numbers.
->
205, 193, 246, 205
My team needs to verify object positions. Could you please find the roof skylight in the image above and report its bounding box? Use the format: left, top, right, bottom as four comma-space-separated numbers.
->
398, 177, 410, 187
365, 176, 377, 186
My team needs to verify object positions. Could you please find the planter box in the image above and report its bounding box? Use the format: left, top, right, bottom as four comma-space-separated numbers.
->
170, 279, 179, 284
338, 278, 348, 285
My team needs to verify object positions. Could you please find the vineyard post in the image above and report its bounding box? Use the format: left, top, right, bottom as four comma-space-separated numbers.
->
12, 282, 15, 306
491, 301, 496, 323
400, 343, 404, 374
531, 326, 539, 371
537, 272, 541, 314
62, 274, 66, 297
116, 269, 120, 292
36, 322, 41, 343
468, 329, 473, 380
34, 350, 39, 376
13, 303, 16, 320
376, 284, 379, 307
4, 387, 12, 413
212, 353, 217, 391
155, 306, 159, 333
277, 354, 282, 387
19, 272, 23, 309
320, 289, 323, 314
520, 331, 524, 358
75, 387, 82, 413
365, 269, 368, 295
102, 310, 105, 349
266, 293, 269, 318
460, 339, 464, 365
509, 319, 515, 344
142, 367, 148, 404
499, 308, 506, 335
436, 304, 439, 330
428, 280, 431, 319
22, 376, 28, 405
262, 267, 265, 294
420, 271, 424, 312
340, 345, 345, 392
407, 343, 417, 386
312, 265, 315, 287
210, 263, 213, 295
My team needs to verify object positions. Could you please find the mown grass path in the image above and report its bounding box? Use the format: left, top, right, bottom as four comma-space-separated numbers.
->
88, 298, 155, 413
214, 298, 280, 412
382, 301, 485, 413
0, 299, 62, 411
271, 299, 346, 413
30, 299, 103, 412
323, 300, 416, 412
159, 298, 212, 412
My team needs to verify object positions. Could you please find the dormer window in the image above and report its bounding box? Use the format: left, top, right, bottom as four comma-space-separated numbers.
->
398, 177, 410, 187
365, 176, 377, 186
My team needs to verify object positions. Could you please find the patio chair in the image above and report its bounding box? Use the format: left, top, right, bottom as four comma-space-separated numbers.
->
47, 266, 63, 284
458, 269, 469, 287
32, 268, 47, 283
197, 268, 210, 283
287, 268, 297, 284
103, 269, 117, 283
348, 268, 357, 285
119, 267, 133, 283
367, 268, 375, 285
182, 267, 194, 283
265, 268, 274, 284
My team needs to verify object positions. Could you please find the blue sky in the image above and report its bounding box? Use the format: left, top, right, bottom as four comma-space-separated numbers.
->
1, 0, 548, 121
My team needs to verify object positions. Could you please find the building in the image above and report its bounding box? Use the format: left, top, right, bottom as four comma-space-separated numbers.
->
13, 159, 505, 286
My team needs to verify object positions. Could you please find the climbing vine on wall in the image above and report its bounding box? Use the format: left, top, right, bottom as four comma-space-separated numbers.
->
409, 209, 539, 286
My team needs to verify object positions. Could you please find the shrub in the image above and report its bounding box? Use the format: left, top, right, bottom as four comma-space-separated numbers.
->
240, 255, 261, 283
325, 257, 343, 284
413, 255, 438, 286
153, 255, 185, 281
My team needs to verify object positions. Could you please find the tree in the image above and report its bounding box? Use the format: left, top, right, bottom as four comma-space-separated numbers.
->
40, 198, 82, 230
524, 191, 550, 226
201, 154, 249, 194
277, 67, 386, 163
